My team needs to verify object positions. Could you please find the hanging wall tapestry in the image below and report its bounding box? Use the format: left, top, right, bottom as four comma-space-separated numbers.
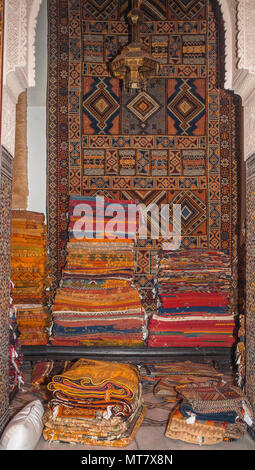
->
0, 0, 11, 435
246, 154, 255, 435
47, 0, 241, 315
0, 148, 13, 434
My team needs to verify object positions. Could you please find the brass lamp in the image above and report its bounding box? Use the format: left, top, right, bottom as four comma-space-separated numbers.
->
111, 0, 160, 91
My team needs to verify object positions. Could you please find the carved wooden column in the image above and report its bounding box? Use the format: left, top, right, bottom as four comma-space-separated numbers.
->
12, 90, 29, 209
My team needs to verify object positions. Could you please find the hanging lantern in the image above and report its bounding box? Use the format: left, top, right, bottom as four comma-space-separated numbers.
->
111, 0, 160, 91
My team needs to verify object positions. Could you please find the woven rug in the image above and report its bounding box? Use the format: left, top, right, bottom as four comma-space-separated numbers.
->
10, 359, 234, 430
47, 0, 240, 318
0, 147, 14, 434
246, 153, 255, 434
0, 0, 9, 434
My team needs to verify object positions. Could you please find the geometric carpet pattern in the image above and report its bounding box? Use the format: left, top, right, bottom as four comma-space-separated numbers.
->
0, 0, 11, 434
0, 147, 13, 434
47, 0, 240, 315
246, 153, 255, 433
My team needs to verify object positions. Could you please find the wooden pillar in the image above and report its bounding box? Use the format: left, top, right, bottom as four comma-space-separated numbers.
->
12, 90, 29, 209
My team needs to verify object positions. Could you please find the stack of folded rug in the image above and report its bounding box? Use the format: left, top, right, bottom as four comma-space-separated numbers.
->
68, 195, 138, 240
147, 249, 236, 348
236, 313, 245, 388
165, 380, 253, 445
42, 358, 146, 446
10, 210, 52, 345
49, 196, 147, 346
9, 281, 23, 397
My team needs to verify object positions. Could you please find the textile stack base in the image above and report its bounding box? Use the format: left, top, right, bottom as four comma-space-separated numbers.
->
10, 210, 52, 345
42, 358, 146, 447
140, 360, 225, 427
165, 381, 253, 446
148, 249, 236, 348
49, 196, 147, 347
9, 282, 23, 397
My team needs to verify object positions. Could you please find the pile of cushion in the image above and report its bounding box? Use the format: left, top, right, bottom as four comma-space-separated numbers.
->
147, 249, 236, 348
49, 195, 147, 347
10, 210, 52, 345
165, 380, 253, 445
42, 358, 146, 447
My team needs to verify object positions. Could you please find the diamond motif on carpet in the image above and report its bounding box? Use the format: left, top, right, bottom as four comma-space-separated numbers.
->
83, 78, 120, 134
167, 79, 205, 135
83, 0, 118, 20
169, 190, 207, 235
168, 0, 205, 20
126, 92, 160, 124
122, 79, 165, 135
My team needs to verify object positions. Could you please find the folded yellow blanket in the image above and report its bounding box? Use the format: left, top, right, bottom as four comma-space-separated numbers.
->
47, 358, 140, 403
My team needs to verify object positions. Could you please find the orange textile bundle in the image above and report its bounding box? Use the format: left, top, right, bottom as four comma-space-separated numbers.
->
43, 359, 146, 447
11, 210, 52, 345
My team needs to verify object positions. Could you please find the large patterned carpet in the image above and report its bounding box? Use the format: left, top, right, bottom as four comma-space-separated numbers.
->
47, 0, 241, 316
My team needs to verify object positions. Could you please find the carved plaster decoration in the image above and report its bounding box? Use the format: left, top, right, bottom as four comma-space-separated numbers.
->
1, 0, 42, 156
217, 0, 235, 90
1, 86, 16, 157
233, 0, 255, 106
3, 0, 28, 101
27, 0, 43, 88
243, 95, 255, 160
237, 0, 255, 73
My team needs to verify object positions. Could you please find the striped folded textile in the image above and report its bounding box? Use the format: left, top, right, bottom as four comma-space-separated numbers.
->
180, 401, 239, 424
9, 282, 23, 395
147, 249, 236, 348
165, 405, 246, 445
47, 358, 139, 407
52, 286, 143, 313
62, 239, 136, 281
68, 195, 139, 240
42, 404, 147, 447
49, 196, 147, 347
15, 304, 50, 345
50, 279, 146, 346
11, 210, 52, 345
175, 381, 253, 418
165, 380, 252, 445
147, 317, 236, 348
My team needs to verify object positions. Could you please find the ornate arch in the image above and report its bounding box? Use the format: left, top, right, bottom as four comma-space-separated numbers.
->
1, 0, 42, 156
0, 0, 43, 434
27, 0, 43, 87
217, 0, 235, 91
216, 0, 255, 440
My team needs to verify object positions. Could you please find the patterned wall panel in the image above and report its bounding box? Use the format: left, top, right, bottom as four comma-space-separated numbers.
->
246, 153, 255, 434
0, 0, 10, 436
47, 0, 240, 315
0, 147, 13, 434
